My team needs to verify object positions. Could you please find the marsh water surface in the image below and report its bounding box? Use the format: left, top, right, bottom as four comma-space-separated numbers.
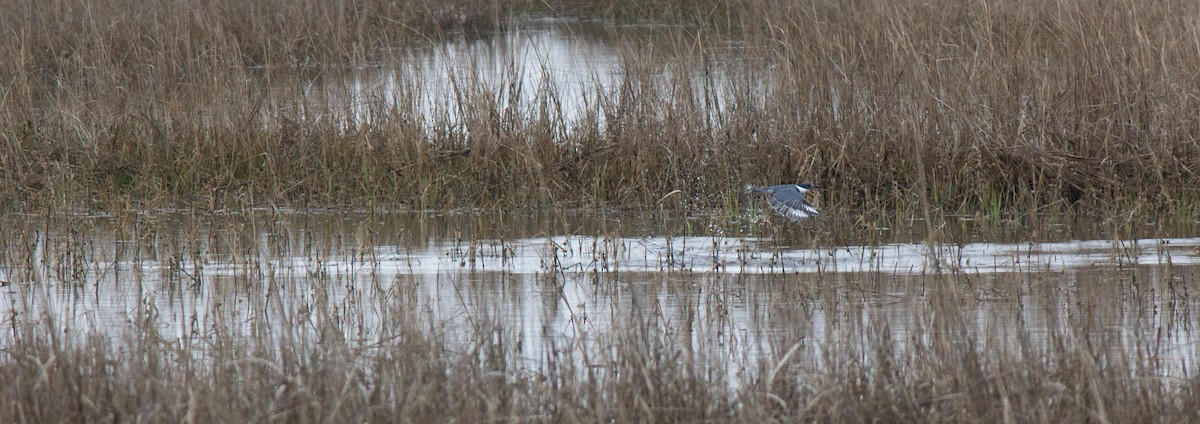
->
3, 210, 1198, 381
271, 18, 752, 131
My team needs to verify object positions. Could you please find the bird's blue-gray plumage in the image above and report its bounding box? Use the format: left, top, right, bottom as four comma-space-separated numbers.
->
745, 183, 821, 222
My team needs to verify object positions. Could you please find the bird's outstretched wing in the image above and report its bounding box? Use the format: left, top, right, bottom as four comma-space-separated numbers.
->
763, 194, 820, 221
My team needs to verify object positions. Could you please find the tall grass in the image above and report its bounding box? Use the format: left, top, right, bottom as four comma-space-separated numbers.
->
2, 0, 1198, 217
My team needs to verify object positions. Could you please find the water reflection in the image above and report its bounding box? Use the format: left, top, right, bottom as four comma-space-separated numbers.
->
1, 211, 1198, 379
274, 18, 745, 131
270, 20, 617, 130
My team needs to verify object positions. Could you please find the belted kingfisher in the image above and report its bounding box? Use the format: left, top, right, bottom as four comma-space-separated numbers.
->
745, 183, 821, 222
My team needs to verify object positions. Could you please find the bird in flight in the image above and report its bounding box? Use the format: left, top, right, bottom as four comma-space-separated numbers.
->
745, 183, 821, 222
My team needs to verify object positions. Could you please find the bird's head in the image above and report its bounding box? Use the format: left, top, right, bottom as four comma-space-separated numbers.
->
796, 183, 820, 193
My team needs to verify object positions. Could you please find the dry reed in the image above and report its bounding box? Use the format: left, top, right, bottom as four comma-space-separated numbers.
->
4, 0, 1199, 217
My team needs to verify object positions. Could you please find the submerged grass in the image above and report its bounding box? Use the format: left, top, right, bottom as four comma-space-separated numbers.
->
2, 212, 1200, 422
3, 0, 1200, 216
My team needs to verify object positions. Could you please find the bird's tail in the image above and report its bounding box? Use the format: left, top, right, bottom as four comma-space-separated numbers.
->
744, 184, 768, 193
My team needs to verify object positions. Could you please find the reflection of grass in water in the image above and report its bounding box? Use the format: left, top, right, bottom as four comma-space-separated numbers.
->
3, 1, 1199, 217
2, 214, 1199, 421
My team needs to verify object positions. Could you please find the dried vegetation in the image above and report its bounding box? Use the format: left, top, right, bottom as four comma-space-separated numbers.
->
3, 1, 1200, 420
2, 0, 1198, 215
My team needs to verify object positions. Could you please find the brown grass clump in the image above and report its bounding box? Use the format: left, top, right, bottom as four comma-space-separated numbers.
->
748, 0, 1200, 217
2, 0, 1199, 217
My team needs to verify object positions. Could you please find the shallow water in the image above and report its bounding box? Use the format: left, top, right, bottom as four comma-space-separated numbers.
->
2, 210, 1198, 380
273, 18, 747, 130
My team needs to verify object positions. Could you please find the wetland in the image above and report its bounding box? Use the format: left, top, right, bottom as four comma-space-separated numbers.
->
4, 210, 1200, 421
4, 0, 1200, 421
